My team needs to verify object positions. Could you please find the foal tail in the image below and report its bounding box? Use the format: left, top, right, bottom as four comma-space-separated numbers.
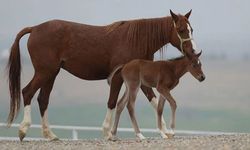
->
6, 27, 32, 126
107, 65, 124, 85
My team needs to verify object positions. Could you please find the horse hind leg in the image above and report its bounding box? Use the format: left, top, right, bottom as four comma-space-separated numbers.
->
37, 71, 59, 141
19, 72, 48, 141
102, 73, 123, 139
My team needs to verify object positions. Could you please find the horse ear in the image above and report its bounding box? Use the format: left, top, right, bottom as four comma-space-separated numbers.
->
170, 9, 178, 22
196, 50, 202, 57
185, 9, 192, 19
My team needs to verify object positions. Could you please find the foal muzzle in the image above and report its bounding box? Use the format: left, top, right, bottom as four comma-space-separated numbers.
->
198, 74, 206, 82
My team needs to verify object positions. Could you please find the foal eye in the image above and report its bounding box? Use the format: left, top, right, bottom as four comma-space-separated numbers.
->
179, 30, 184, 34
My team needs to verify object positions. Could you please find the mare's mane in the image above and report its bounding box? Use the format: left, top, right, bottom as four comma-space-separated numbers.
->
106, 17, 172, 57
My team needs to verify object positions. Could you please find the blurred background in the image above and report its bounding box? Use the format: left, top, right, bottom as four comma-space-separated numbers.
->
0, 0, 249, 139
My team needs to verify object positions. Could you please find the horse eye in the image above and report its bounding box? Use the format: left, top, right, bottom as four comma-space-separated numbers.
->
192, 63, 196, 68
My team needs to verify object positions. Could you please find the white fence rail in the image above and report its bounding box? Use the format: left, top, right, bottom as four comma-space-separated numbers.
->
0, 123, 235, 140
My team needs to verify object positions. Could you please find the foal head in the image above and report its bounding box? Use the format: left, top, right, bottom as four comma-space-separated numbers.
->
186, 51, 205, 82
169, 10, 201, 58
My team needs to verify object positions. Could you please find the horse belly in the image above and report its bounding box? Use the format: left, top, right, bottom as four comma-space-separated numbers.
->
62, 57, 109, 80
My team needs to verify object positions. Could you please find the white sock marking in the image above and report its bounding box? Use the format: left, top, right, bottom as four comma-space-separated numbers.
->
103, 108, 114, 133
19, 105, 31, 133
150, 97, 158, 110
41, 108, 57, 139
42, 109, 49, 129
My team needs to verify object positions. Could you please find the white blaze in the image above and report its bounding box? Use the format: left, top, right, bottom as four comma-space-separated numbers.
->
187, 24, 198, 51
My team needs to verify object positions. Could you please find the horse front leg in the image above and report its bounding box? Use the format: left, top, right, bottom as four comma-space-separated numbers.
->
102, 73, 123, 140
140, 85, 168, 134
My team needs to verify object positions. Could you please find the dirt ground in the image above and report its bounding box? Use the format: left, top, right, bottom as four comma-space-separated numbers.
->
0, 134, 249, 150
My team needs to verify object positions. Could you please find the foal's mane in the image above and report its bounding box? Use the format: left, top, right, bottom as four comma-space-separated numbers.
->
106, 17, 172, 56
168, 55, 185, 61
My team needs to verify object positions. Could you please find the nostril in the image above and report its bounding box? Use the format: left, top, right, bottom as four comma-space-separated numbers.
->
200, 75, 205, 81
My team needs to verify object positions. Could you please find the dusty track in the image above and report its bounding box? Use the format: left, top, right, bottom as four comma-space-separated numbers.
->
0, 134, 249, 150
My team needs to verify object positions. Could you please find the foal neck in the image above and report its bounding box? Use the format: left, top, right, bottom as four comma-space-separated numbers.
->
171, 57, 189, 79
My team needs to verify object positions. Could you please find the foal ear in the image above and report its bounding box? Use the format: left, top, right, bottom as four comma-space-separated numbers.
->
170, 9, 178, 22
185, 9, 192, 19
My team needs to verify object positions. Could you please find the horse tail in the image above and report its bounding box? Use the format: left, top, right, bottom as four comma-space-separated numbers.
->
107, 65, 124, 85
7, 27, 32, 126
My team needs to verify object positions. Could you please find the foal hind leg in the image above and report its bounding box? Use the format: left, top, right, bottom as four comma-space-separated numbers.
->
141, 86, 168, 134
126, 86, 146, 140
102, 73, 123, 139
37, 71, 59, 140
110, 87, 130, 140
19, 73, 47, 141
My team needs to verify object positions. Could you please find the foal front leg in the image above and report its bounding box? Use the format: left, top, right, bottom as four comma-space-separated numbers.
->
165, 93, 177, 136
157, 96, 168, 139
158, 90, 177, 137
140, 85, 168, 133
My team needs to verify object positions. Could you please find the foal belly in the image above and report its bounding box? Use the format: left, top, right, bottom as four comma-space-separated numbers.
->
141, 76, 157, 88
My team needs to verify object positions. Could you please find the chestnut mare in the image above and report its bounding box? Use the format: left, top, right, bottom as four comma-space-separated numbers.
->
7, 10, 201, 141
108, 52, 205, 140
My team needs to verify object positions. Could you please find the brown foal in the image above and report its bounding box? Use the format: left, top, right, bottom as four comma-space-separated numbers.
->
109, 51, 205, 140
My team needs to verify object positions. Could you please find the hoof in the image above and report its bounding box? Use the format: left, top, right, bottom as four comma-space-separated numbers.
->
108, 135, 120, 141
165, 133, 175, 139
102, 127, 110, 137
103, 128, 114, 141
50, 137, 59, 141
136, 133, 146, 141
18, 130, 26, 142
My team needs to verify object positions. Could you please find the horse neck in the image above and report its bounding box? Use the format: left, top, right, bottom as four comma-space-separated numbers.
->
172, 58, 189, 79
127, 16, 173, 56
